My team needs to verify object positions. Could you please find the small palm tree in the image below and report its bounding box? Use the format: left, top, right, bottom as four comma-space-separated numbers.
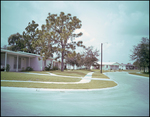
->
6, 64, 10, 72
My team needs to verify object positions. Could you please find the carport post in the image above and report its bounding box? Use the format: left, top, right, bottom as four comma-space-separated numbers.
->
100, 43, 103, 73
16, 55, 18, 72
4, 52, 7, 72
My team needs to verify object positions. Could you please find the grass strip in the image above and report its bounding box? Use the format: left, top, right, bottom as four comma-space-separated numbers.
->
92, 71, 109, 79
118, 70, 149, 77
38, 70, 91, 77
1, 72, 81, 82
1, 80, 117, 89
129, 73, 149, 77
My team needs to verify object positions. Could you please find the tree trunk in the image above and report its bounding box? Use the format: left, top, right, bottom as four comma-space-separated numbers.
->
61, 51, 64, 72
144, 67, 145, 73
140, 67, 141, 71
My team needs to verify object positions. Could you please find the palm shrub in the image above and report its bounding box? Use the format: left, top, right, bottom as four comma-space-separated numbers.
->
26, 67, 33, 71
6, 64, 10, 72
53, 66, 58, 70
45, 63, 51, 71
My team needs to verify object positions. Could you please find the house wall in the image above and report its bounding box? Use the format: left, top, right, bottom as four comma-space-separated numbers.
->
110, 65, 119, 70
21, 58, 27, 70
58, 62, 61, 70
1, 50, 67, 71
119, 65, 126, 70
30, 56, 43, 71
66, 64, 71, 69
7, 54, 15, 71
100, 64, 120, 70
65, 64, 77, 70
7, 54, 29, 72
26, 57, 29, 67
46, 59, 53, 69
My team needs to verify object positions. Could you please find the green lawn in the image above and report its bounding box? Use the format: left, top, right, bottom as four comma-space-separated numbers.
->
1, 72, 81, 82
129, 72, 149, 77
32, 69, 110, 79
1, 71, 118, 89
29, 70, 91, 77
24, 71, 50, 74
93, 69, 149, 77
92, 70, 109, 79
92, 69, 116, 73
1, 80, 117, 89
120, 70, 149, 77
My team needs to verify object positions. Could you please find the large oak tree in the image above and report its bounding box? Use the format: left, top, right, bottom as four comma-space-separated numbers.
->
83, 46, 99, 70
7, 33, 25, 51
130, 37, 149, 72
23, 20, 39, 53
7, 20, 39, 53
34, 12, 84, 71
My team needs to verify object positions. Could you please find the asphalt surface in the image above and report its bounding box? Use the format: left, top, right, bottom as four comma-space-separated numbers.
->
1, 72, 149, 116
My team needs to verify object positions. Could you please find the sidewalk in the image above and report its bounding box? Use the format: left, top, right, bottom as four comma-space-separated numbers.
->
1, 72, 113, 84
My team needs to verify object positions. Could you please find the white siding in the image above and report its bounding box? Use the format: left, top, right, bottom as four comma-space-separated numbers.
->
46, 59, 53, 69
21, 58, 26, 70
30, 56, 43, 71
7, 55, 15, 71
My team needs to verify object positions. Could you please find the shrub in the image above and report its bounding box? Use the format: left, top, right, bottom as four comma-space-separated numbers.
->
26, 67, 33, 71
53, 66, 58, 70
45, 63, 51, 71
64, 68, 67, 70
6, 64, 10, 72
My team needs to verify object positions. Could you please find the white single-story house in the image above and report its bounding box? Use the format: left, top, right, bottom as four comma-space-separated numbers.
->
119, 63, 126, 70
1, 49, 64, 72
97, 62, 120, 70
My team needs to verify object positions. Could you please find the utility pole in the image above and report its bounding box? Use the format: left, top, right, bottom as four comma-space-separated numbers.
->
101, 43, 103, 73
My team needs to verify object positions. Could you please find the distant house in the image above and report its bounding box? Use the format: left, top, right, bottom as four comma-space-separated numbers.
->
1, 49, 64, 72
97, 62, 120, 70
119, 63, 126, 70
90, 61, 136, 70
126, 63, 135, 70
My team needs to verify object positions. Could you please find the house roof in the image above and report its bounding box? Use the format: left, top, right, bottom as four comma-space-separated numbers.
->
1, 49, 54, 60
97, 62, 121, 65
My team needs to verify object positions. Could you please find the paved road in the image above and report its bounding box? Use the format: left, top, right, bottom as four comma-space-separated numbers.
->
1, 72, 149, 116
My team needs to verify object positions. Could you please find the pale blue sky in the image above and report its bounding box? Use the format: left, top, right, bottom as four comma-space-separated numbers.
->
1, 1, 149, 64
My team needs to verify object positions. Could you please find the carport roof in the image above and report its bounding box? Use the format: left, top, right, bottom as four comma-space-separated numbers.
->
1, 49, 53, 59
1, 49, 38, 57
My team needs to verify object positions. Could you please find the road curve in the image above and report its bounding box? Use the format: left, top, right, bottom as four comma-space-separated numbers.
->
1, 72, 149, 116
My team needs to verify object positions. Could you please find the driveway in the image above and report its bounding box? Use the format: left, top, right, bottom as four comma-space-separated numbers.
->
1, 72, 149, 116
